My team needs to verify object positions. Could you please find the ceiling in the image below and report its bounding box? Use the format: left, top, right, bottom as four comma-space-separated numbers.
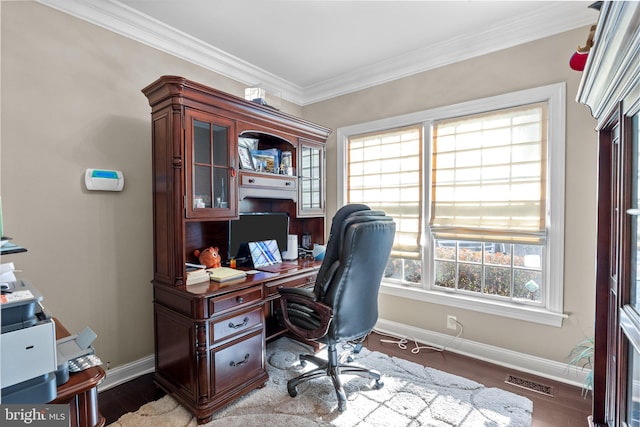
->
37, 0, 599, 105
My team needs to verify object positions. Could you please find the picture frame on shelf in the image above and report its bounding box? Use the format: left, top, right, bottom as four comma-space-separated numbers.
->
238, 137, 258, 151
281, 151, 293, 176
251, 149, 279, 173
238, 146, 254, 170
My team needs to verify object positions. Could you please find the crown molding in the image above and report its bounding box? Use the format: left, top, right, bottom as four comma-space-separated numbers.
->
34, 0, 305, 105
36, 0, 595, 106
577, 1, 640, 124
304, 3, 596, 104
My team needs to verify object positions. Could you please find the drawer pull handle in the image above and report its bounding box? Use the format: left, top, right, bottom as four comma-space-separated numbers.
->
248, 178, 255, 183
285, 182, 291, 186
237, 296, 244, 304
229, 317, 249, 329
229, 353, 250, 367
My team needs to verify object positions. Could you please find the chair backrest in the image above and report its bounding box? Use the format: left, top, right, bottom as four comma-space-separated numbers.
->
318, 206, 396, 342
313, 204, 370, 299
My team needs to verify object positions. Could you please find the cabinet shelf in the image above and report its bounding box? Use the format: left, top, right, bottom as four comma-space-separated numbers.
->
1, 239, 27, 255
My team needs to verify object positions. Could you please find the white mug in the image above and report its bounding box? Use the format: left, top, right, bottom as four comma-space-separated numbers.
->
312, 244, 326, 261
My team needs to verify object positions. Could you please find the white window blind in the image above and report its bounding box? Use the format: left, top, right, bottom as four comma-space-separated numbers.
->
347, 125, 422, 259
430, 103, 548, 243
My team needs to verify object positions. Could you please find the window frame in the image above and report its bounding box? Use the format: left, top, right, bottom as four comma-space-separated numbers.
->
337, 83, 567, 327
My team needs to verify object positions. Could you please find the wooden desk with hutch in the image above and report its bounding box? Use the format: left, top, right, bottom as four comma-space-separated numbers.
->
142, 76, 330, 424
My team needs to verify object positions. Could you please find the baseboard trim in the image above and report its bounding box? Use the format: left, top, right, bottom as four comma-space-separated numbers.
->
97, 319, 588, 392
375, 318, 588, 388
98, 355, 155, 392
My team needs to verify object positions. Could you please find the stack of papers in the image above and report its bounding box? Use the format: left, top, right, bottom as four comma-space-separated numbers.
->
207, 267, 247, 282
186, 268, 210, 285
0, 262, 17, 284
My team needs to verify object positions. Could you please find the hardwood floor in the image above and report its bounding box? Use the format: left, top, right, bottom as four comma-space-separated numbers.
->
99, 332, 592, 426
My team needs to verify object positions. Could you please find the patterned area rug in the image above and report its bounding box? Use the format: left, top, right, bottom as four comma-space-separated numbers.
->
108, 337, 532, 426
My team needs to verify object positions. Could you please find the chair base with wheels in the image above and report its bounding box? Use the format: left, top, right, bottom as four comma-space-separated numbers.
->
287, 343, 384, 412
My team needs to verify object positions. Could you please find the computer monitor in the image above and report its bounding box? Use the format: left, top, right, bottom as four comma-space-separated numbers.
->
228, 212, 289, 263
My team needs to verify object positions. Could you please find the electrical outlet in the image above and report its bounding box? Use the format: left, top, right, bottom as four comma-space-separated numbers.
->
447, 315, 457, 330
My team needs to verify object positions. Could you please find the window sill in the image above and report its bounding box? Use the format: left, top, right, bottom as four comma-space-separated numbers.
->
379, 281, 567, 327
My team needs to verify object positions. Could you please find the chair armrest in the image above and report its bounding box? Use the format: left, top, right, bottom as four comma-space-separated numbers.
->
278, 287, 317, 300
278, 291, 333, 340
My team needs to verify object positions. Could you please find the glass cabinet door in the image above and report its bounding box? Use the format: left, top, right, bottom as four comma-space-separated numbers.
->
625, 113, 640, 427
185, 109, 237, 219
298, 139, 325, 217
627, 344, 640, 427
631, 114, 640, 312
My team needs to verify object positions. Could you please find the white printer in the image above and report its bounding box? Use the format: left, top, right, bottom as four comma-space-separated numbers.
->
1, 280, 58, 403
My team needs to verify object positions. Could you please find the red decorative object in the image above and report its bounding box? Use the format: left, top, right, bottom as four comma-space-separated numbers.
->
570, 51, 589, 71
569, 24, 596, 72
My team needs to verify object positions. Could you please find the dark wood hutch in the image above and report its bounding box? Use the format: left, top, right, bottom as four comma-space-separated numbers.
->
142, 76, 331, 424
577, 2, 640, 426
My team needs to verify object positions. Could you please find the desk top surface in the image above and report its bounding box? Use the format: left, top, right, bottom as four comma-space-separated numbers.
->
172, 259, 322, 296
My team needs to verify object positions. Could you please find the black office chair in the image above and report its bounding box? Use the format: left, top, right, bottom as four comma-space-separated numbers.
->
278, 204, 396, 411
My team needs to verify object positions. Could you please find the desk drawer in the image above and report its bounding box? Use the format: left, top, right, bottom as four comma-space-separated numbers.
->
240, 173, 297, 190
212, 332, 264, 394
211, 307, 263, 344
209, 287, 262, 316
264, 272, 316, 298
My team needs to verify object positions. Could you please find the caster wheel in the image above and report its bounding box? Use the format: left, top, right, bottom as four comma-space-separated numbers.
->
374, 379, 384, 389
338, 400, 347, 412
287, 384, 298, 397
299, 360, 307, 368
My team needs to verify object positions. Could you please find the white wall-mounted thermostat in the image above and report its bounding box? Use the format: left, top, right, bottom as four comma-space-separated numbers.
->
84, 169, 124, 191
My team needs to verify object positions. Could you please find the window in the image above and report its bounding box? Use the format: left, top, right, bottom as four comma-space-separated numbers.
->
337, 83, 566, 326
431, 104, 547, 305
347, 126, 423, 283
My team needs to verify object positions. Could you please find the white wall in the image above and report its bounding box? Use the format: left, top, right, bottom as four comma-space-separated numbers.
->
0, 1, 301, 369
1, 1, 597, 376
303, 26, 598, 366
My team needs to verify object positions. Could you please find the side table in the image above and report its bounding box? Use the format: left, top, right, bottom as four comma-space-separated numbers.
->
52, 319, 106, 427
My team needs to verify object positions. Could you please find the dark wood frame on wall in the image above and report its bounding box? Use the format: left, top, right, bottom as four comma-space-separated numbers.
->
577, 2, 640, 426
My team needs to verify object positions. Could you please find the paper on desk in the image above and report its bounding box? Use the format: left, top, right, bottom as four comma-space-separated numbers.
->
0, 262, 16, 283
